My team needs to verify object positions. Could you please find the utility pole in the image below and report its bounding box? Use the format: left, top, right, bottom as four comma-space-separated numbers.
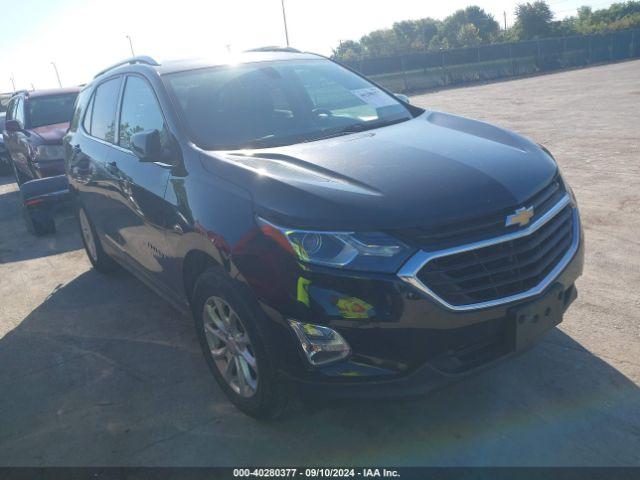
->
51, 62, 62, 88
281, 0, 290, 47
126, 35, 135, 56
10, 74, 16, 92
504, 11, 507, 30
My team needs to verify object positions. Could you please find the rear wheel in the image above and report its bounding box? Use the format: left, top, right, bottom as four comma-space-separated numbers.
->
192, 268, 290, 419
78, 206, 118, 273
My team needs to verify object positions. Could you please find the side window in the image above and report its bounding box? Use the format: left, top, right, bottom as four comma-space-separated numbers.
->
83, 92, 94, 134
70, 89, 91, 132
14, 98, 25, 126
90, 77, 121, 143
118, 76, 165, 150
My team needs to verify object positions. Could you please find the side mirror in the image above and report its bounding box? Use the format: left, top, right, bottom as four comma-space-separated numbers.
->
130, 130, 162, 162
5, 119, 23, 133
394, 93, 410, 104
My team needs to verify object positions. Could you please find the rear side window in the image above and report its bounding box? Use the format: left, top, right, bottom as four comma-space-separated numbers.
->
86, 77, 121, 143
82, 93, 94, 133
118, 76, 166, 150
70, 89, 91, 132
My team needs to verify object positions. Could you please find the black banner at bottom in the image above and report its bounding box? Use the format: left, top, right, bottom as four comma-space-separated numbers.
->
1, 467, 639, 480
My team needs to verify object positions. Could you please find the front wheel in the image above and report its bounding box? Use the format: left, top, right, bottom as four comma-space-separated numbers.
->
78, 206, 118, 273
192, 268, 290, 419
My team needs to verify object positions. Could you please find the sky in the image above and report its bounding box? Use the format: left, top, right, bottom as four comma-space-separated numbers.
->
0, 0, 618, 92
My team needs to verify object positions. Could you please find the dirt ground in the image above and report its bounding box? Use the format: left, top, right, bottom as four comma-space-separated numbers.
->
0, 60, 638, 466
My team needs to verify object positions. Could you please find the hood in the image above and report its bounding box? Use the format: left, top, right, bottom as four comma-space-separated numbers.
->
200, 111, 558, 231
30, 122, 69, 144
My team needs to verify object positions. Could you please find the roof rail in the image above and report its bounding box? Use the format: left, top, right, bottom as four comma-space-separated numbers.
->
244, 46, 301, 53
94, 55, 160, 78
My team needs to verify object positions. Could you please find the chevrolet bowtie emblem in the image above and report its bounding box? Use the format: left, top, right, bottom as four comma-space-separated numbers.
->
505, 206, 535, 227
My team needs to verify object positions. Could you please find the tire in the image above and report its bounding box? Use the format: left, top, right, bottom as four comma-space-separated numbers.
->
22, 205, 56, 236
192, 268, 290, 419
77, 205, 118, 273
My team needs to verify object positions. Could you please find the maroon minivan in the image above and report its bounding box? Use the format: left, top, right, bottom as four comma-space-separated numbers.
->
2, 87, 79, 184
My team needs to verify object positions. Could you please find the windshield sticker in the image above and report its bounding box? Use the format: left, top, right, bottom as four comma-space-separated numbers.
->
351, 87, 397, 108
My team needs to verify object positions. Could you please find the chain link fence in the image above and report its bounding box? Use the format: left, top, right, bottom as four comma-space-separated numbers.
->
341, 29, 640, 93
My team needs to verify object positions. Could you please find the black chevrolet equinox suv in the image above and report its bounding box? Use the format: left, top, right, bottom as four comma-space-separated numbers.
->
64, 50, 584, 418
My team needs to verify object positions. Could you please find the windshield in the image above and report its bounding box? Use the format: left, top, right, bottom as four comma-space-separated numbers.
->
27, 93, 78, 128
164, 59, 412, 150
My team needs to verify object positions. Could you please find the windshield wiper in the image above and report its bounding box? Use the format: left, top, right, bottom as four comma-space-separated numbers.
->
305, 117, 411, 143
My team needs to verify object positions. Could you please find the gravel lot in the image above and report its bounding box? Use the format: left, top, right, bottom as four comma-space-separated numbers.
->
0, 60, 638, 467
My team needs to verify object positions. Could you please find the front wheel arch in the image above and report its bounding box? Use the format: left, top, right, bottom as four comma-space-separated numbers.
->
182, 249, 222, 304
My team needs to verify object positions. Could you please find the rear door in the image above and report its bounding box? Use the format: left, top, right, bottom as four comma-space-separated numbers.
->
69, 76, 123, 239
106, 74, 172, 289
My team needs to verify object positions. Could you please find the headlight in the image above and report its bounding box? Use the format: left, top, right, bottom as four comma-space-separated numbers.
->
34, 145, 64, 160
258, 217, 414, 273
540, 144, 578, 207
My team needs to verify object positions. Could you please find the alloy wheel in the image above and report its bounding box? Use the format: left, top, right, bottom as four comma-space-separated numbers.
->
203, 296, 259, 398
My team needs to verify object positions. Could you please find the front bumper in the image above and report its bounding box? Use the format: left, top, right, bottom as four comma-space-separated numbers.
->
237, 214, 585, 398
290, 282, 578, 399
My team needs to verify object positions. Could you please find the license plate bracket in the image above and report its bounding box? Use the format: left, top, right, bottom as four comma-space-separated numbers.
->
509, 284, 565, 351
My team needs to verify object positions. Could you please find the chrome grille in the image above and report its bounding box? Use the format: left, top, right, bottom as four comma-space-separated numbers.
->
398, 194, 580, 311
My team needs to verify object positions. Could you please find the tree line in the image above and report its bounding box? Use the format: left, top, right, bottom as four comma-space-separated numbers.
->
331, 1, 640, 61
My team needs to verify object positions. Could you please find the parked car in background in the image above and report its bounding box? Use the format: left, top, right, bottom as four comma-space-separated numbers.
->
0, 92, 12, 113
3, 88, 79, 184
0, 112, 9, 175
1, 92, 13, 175
19, 174, 70, 236
65, 52, 583, 419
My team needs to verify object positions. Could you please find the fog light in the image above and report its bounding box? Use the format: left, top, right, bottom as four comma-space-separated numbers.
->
288, 320, 351, 366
